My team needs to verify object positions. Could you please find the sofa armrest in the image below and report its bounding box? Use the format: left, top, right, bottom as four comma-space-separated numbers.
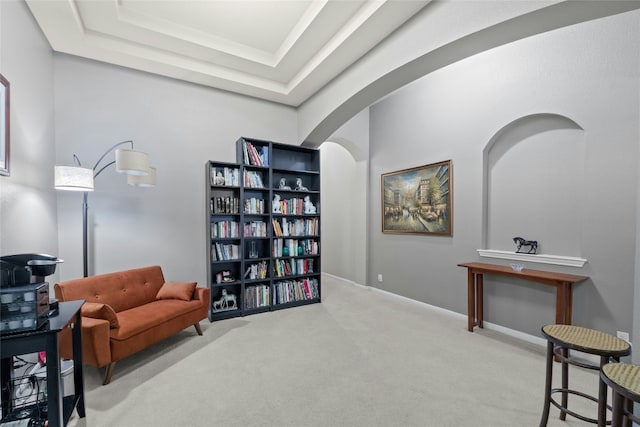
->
193, 287, 210, 303
76, 317, 113, 368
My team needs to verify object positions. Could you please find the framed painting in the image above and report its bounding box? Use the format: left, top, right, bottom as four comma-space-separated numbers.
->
381, 160, 452, 236
0, 73, 9, 176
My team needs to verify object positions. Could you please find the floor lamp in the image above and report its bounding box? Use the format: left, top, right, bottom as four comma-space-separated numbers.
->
54, 140, 156, 277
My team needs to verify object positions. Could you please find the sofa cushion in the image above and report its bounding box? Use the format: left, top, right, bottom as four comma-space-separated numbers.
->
81, 302, 119, 328
110, 299, 203, 341
156, 282, 197, 301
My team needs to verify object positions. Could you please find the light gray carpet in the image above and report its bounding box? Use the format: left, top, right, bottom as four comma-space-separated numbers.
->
67, 275, 601, 427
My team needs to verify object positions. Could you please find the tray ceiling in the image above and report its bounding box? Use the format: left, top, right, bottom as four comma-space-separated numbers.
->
26, 0, 429, 106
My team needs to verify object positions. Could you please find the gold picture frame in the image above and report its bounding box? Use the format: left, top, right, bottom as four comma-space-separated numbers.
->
381, 160, 452, 236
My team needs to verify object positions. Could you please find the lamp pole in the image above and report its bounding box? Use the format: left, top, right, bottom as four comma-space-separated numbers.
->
82, 140, 140, 277
82, 191, 89, 277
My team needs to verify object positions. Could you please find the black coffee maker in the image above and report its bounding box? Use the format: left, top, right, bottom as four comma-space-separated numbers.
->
0, 254, 63, 334
0, 253, 63, 287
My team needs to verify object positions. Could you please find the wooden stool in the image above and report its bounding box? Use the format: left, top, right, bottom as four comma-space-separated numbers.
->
539, 324, 631, 427
601, 363, 640, 427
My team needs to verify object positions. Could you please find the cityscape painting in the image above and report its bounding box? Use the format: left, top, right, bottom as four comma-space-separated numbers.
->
382, 160, 452, 236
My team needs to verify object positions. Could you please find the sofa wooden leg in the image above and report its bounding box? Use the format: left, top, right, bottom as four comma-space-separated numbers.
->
103, 362, 116, 385
194, 322, 203, 336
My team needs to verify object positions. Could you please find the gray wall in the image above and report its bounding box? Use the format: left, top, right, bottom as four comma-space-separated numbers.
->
368, 11, 639, 337
53, 55, 298, 284
0, 0, 59, 284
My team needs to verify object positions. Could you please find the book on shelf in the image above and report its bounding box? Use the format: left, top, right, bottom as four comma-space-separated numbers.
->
246, 260, 268, 280
299, 239, 318, 255
273, 197, 308, 215
211, 221, 240, 238
242, 141, 268, 167
272, 218, 283, 237
212, 242, 240, 261
210, 166, 239, 186
272, 217, 318, 237
272, 258, 313, 276
273, 278, 319, 304
244, 221, 267, 237
296, 258, 314, 274
274, 258, 299, 277
272, 238, 317, 257
244, 284, 270, 309
211, 196, 239, 214
244, 198, 265, 214
243, 170, 264, 188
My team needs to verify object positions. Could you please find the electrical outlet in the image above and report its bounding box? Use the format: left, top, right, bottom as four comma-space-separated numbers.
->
617, 331, 630, 343
377, 274, 383, 282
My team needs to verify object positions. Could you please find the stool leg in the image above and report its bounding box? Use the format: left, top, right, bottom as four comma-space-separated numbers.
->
560, 346, 569, 421
611, 390, 624, 427
539, 341, 554, 427
597, 356, 610, 427
622, 396, 632, 427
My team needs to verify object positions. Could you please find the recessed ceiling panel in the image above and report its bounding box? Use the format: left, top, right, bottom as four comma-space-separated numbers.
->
120, 0, 314, 54
25, 0, 429, 106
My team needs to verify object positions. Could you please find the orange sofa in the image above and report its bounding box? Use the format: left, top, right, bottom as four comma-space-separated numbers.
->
55, 265, 209, 384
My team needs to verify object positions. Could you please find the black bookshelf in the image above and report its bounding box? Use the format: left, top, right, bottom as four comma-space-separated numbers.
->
205, 137, 320, 321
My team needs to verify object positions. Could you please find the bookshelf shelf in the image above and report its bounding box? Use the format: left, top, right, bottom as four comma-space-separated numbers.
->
205, 138, 320, 321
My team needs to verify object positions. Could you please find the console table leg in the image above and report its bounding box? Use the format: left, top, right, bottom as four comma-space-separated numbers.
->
564, 283, 573, 324
467, 269, 475, 332
477, 274, 484, 329
555, 283, 573, 325
556, 284, 565, 325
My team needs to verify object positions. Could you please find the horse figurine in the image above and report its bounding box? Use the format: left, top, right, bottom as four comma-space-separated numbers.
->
513, 237, 538, 254
213, 289, 237, 311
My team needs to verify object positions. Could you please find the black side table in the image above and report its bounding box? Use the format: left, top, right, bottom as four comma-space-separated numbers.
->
1, 300, 86, 427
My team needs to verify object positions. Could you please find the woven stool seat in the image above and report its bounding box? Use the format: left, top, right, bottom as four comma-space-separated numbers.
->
539, 324, 631, 427
601, 363, 640, 427
542, 325, 631, 356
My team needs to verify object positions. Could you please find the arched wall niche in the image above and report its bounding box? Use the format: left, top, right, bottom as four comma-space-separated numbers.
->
482, 113, 586, 261
319, 138, 368, 285
324, 136, 367, 162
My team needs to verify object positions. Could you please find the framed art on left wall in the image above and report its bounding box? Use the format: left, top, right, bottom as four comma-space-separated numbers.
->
0, 73, 9, 176
381, 160, 452, 236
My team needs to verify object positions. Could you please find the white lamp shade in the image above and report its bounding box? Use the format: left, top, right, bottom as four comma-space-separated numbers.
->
127, 166, 156, 187
115, 149, 149, 176
54, 166, 94, 191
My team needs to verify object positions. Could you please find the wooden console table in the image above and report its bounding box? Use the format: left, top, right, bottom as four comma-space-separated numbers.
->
458, 262, 588, 332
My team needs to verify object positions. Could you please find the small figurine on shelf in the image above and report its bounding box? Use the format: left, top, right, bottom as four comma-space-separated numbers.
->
513, 236, 538, 254
212, 289, 237, 312
272, 194, 282, 213
214, 171, 225, 186
279, 178, 291, 190
295, 178, 308, 191
216, 270, 236, 284
303, 196, 316, 214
